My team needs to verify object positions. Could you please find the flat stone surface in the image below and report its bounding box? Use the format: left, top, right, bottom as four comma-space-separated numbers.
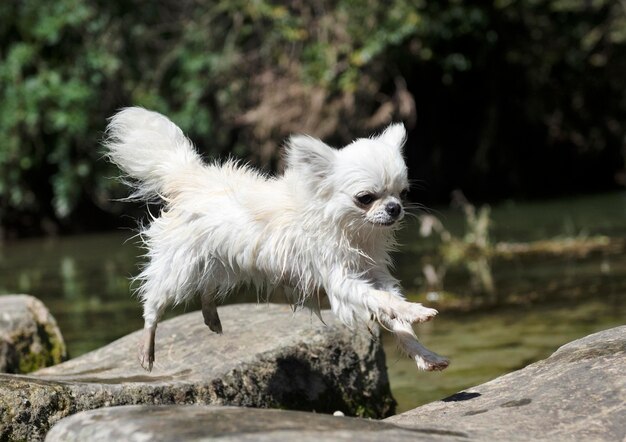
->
386, 326, 626, 441
0, 294, 67, 374
0, 304, 394, 441
46, 405, 466, 442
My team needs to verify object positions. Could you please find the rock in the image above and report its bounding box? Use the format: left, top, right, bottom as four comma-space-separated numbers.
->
45, 405, 462, 442
0, 304, 394, 441
0, 294, 67, 374
386, 326, 626, 441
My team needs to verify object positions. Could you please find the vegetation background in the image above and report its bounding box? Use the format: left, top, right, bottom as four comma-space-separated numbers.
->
1, 0, 625, 238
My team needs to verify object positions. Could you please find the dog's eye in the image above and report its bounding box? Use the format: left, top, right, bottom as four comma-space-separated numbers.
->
400, 188, 409, 199
356, 193, 376, 206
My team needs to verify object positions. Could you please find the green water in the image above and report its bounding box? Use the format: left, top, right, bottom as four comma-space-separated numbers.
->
1, 192, 625, 413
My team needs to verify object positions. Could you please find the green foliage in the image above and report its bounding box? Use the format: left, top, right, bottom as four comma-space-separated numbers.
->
0, 0, 119, 225
1, 0, 625, 235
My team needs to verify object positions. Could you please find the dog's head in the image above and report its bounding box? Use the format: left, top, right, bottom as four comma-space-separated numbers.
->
285, 124, 409, 230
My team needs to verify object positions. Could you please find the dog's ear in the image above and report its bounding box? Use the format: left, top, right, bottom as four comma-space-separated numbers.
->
376, 123, 407, 152
285, 135, 336, 183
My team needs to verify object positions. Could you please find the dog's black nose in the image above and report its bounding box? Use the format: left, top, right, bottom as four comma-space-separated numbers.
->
385, 202, 402, 218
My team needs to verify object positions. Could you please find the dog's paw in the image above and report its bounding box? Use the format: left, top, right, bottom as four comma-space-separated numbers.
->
201, 300, 223, 334
411, 303, 439, 323
390, 302, 438, 324
415, 352, 450, 371
138, 346, 154, 372
138, 330, 155, 372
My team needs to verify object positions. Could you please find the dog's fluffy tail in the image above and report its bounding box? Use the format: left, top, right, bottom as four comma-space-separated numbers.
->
104, 107, 203, 200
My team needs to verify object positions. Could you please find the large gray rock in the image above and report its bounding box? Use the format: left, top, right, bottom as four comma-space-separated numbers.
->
386, 326, 626, 441
0, 294, 67, 373
0, 304, 394, 441
46, 405, 465, 442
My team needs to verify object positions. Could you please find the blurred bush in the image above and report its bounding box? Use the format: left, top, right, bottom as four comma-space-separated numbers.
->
1, 0, 625, 237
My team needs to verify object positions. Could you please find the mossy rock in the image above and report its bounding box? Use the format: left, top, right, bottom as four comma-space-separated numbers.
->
0, 304, 394, 441
0, 294, 68, 374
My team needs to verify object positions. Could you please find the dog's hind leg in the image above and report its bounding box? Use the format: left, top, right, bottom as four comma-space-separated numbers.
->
201, 293, 222, 334
139, 324, 157, 372
139, 296, 166, 372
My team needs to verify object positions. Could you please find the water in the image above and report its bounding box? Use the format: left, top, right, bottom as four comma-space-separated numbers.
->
1, 192, 624, 413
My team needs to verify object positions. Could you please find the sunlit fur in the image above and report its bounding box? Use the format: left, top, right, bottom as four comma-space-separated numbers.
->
104, 107, 449, 372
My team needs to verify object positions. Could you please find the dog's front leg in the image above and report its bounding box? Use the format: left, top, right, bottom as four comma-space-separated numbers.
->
325, 273, 436, 325
370, 288, 439, 324
368, 268, 439, 324
369, 270, 449, 370
325, 271, 449, 371
380, 316, 449, 371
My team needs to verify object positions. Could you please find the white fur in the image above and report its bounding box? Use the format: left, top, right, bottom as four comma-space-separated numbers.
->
104, 107, 449, 372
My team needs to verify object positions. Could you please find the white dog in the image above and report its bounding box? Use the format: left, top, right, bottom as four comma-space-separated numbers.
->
104, 108, 449, 372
